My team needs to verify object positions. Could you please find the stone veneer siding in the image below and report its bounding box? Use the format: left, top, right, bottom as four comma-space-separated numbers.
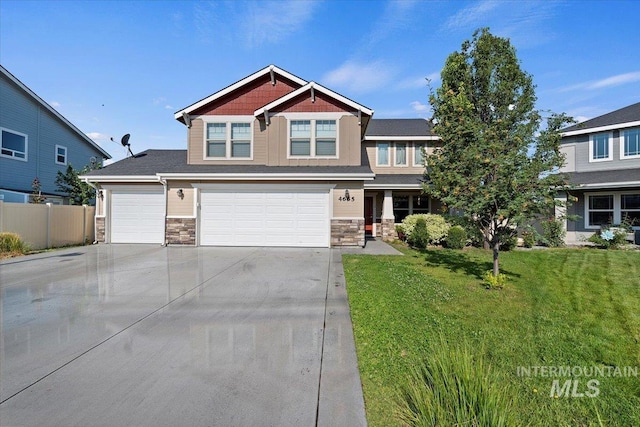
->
166, 218, 196, 245
331, 219, 365, 247
381, 218, 397, 241
96, 217, 105, 242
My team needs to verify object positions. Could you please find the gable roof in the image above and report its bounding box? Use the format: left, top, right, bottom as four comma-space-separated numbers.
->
0, 65, 111, 159
364, 118, 439, 140
254, 82, 374, 117
562, 102, 640, 136
174, 65, 308, 122
566, 167, 640, 188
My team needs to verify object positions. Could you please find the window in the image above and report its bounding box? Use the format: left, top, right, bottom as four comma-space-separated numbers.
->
393, 194, 430, 222
377, 143, 389, 166
393, 195, 409, 222
622, 129, 640, 158
590, 133, 611, 162
289, 119, 337, 157
205, 121, 252, 159
55, 145, 67, 165
395, 143, 407, 166
414, 143, 425, 166
588, 195, 613, 226
412, 195, 429, 213
316, 120, 336, 156
621, 194, 640, 224
1, 128, 28, 161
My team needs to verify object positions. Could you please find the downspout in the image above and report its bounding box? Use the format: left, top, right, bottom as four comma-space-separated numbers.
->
159, 176, 168, 246
84, 178, 100, 244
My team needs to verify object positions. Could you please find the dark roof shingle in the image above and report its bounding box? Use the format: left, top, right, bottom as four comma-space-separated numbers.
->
563, 102, 640, 132
365, 119, 435, 137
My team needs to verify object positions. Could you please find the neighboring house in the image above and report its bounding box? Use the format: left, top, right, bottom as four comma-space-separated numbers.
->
0, 65, 111, 204
558, 102, 640, 243
83, 65, 441, 247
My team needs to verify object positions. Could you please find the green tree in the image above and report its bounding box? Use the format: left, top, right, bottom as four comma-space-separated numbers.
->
55, 164, 97, 205
30, 177, 47, 204
425, 28, 572, 277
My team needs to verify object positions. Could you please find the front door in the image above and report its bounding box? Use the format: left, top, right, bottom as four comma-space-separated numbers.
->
365, 197, 374, 236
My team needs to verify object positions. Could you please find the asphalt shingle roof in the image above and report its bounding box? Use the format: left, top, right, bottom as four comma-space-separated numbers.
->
84, 150, 374, 177
565, 168, 640, 186
563, 102, 640, 132
369, 174, 425, 185
365, 119, 436, 137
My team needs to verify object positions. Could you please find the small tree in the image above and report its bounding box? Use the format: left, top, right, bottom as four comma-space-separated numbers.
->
55, 164, 97, 205
30, 177, 47, 204
425, 28, 572, 278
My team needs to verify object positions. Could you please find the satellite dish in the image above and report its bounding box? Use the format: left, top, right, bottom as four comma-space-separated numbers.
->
121, 134, 131, 147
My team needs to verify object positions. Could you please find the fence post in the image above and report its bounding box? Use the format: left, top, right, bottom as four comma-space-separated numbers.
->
0, 200, 4, 233
46, 202, 52, 249
82, 204, 87, 245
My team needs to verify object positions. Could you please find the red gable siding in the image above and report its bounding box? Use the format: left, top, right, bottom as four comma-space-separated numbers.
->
193, 75, 300, 116
273, 91, 354, 113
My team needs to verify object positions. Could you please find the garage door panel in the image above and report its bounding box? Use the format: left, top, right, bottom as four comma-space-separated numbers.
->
111, 190, 164, 244
200, 189, 329, 247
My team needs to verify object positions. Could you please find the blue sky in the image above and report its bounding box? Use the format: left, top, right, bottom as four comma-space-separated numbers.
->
1, 0, 639, 163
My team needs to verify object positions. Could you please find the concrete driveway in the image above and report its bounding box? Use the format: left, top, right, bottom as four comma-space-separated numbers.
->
0, 245, 366, 427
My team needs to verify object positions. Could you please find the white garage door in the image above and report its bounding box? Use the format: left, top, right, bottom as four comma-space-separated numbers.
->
110, 188, 165, 244
200, 189, 329, 247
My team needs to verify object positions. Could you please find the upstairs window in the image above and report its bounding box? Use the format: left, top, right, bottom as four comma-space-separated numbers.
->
395, 143, 407, 166
590, 133, 611, 162
1, 128, 28, 161
622, 129, 640, 158
414, 143, 425, 166
289, 119, 337, 157
55, 145, 67, 165
205, 121, 252, 159
377, 143, 389, 166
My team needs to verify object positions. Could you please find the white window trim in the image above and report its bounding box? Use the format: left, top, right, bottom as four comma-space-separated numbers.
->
376, 142, 390, 166
55, 144, 68, 165
620, 128, 640, 160
413, 142, 426, 167
202, 116, 254, 160
286, 117, 339, 159
394, 143, 408, 167
584, 191, 640, 229
0, 127, 28, 162
588, 132, 613, 163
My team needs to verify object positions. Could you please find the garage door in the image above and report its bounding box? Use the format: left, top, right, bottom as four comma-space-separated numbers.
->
110, 188, 165, 244
200, 189, 329, 247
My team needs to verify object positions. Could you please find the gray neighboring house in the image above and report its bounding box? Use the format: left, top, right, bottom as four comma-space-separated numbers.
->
0, 64, 111, 203
558, 102, 640, 243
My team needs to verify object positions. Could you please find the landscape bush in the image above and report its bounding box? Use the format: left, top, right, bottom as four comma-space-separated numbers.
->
408, 218, 429, 249
587, 227, 629, 249
444, 225, 467, 249
521, 225, 538, 248
541, 218, 566, 247
444, 215, 484, 247
0, 232, 29, 254
401, 214, 450, 245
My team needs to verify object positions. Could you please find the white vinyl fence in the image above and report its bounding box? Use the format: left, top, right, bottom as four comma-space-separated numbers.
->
0, 201, 95, 250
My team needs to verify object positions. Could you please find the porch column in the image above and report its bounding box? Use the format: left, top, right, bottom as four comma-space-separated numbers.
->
381, 190, 396, 241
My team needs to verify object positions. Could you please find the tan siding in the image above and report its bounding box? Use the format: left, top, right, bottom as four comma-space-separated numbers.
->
96, 193, 104, 216
188, 119, 205, 164
167, 181, 194, 217
332, 183, 364, 218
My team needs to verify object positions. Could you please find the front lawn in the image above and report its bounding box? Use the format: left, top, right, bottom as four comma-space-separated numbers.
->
343, 247, 640, 426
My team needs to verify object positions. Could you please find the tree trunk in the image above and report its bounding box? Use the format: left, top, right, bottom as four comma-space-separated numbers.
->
492, 244, 500, 277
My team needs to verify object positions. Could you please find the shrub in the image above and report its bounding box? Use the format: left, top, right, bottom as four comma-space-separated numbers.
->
444, 215, 484, 247
395, 225, 407, 241
541, 218, 566, 247
444, 225, 467, 249
587, 227, 629, 249
521, 226, 537, 248
483, 271, 508, 289
499, 234, 518, 251
0, 232, 29, 254
396, 337, 514, 427
408, 218, 429, 249
401, 214, 450, 245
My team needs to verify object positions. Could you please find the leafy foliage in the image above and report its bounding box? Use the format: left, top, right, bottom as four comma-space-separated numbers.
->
55, 164, 98, 205
482, 270, 508, 289
541, 218, 566, 247
400, 214, 451, 245
587, 227, 629, 249
30, 177, 47, 204
521, 225, 538, 248
444, 225, 467, 249
425, 28, 573, 276
408, 217, 430, 249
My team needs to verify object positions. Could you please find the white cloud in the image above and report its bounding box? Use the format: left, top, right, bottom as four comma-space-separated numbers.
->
410, 101, 430, 112
50, 101, 61, 108
560, 71, 640, 92
86, 132, 110, 141
396, 72, 440, 90
164, 105, 174, 110
443, 0, 500, 32
322, 60, 396, 94
366, 0, 420, 47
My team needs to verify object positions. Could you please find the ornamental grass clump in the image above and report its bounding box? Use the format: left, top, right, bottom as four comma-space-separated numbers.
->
0, 232, 29, 254
396, 337, 515, 427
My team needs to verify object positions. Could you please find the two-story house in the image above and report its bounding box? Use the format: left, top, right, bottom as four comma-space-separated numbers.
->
83, 65, 441, 247
559, 102, 640, 243
0, 65, 111, 203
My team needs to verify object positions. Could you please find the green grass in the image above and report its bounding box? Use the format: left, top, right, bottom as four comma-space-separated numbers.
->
343, 247, 640, 427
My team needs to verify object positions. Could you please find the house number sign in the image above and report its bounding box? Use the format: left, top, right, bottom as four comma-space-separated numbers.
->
339, 190, 356, 202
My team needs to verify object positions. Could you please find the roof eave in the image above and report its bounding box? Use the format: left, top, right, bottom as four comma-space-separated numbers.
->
364, 135, 440, 141
562, 120, 640, 137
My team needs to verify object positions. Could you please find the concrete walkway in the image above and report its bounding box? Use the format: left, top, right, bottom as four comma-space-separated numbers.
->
0, 245, 366, 427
